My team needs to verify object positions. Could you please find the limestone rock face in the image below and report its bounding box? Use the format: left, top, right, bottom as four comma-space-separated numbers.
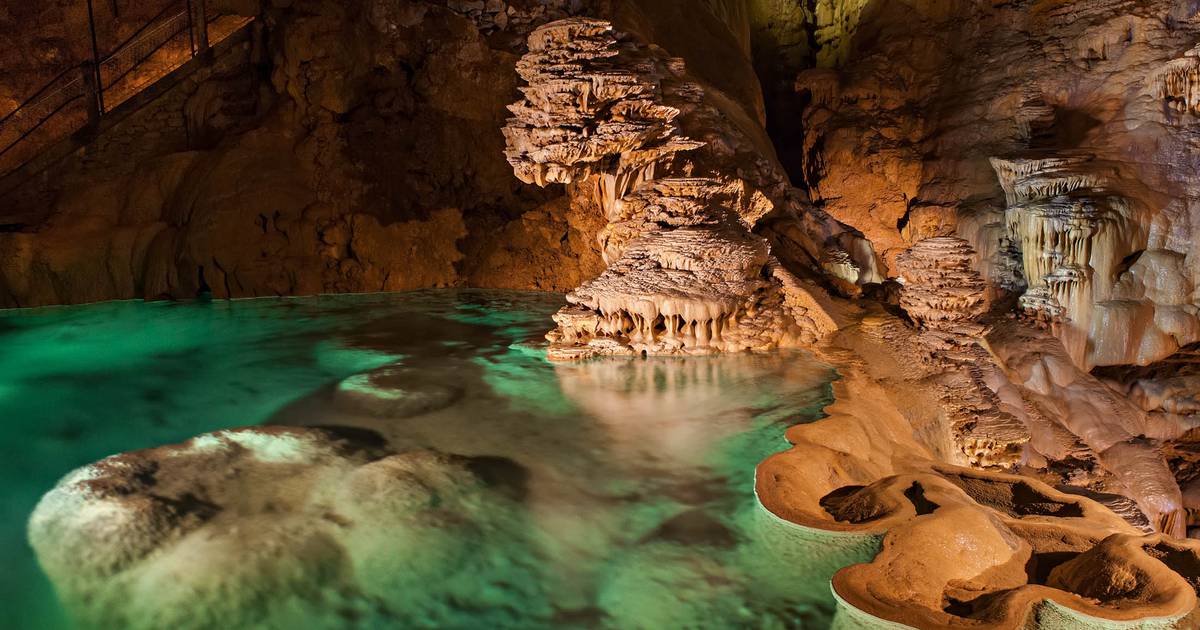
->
0, 0, 210, 117
2, 0, 869, 309
503, 17, 867, 360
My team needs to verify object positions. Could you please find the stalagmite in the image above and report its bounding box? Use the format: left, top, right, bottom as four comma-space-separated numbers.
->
890, 237, 1030, 469
895, 236, 988, 330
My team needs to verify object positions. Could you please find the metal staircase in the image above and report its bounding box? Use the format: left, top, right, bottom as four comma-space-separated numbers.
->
0, 0, 252, 179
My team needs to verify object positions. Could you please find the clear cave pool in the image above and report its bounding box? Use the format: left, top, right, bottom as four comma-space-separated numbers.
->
0, 290, 867, 629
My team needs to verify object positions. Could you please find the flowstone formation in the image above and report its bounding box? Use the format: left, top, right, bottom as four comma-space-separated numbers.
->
989, 153, 1199, 370
503, 18, 869, 360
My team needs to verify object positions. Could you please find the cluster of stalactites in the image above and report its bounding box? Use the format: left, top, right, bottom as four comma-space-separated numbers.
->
989, 154, 1143, 323
1147, 45, 1200, 116
895, 236, 988, 329
1005, 195, 1122, 289
547, 273, 803, 360
989, 154, 1106, 206
552, 296, 755, 357
987, 153, 1191, 368
547, 223, 786, 359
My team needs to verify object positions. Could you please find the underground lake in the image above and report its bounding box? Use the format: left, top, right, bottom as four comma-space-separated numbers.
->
0, 289, 883, 629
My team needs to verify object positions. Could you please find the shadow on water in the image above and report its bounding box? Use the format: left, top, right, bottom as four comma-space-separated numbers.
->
2, 290, 855, 629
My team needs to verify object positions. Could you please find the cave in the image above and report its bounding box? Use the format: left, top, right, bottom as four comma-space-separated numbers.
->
4, 1, 1200, 629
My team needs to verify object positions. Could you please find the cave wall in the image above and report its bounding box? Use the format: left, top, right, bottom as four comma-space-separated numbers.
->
0, 0, 613, 308
0, 0, 786, 309
9, 0, 1196, 374
0, 0, 183, 115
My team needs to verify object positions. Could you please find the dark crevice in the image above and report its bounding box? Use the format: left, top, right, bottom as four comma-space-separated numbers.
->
749, 3, 819, 188
463, 455, 530, 502
196, 265, 212, 297
1024, 551, 1080, 585
896, 198, 915, 233
641, 509, 738, 549
902, 481, 940, 515
1114, 249, 1145, 279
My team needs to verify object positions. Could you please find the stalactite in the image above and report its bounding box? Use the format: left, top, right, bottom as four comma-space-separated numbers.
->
1148, 45, 1200, 115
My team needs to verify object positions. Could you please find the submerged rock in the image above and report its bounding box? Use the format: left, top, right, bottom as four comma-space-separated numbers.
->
28, 426, 544, 629
333, 365, 463, 418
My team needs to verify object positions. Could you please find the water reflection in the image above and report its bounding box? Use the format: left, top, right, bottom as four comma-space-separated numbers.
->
554, 355, 832, 467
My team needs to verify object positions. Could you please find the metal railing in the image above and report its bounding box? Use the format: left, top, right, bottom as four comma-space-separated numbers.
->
100, 2, 193, 105
0, 67, 90, 164
0, 0, 245, 176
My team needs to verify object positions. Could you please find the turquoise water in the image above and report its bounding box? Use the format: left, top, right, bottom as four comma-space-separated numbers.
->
1, 290, 851, 629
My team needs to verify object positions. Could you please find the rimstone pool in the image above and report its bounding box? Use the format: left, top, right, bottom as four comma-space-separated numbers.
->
2, 290, 875, 629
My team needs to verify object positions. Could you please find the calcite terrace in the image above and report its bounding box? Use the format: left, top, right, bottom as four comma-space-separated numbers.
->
754, 310, 1200, 629
503, 18, 860, 360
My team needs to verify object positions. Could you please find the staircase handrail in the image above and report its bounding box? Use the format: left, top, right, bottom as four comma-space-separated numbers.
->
101, 8, 191, 93
0, 3, 247, 179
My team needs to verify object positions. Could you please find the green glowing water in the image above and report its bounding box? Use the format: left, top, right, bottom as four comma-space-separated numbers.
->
1, 290, 865, 629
